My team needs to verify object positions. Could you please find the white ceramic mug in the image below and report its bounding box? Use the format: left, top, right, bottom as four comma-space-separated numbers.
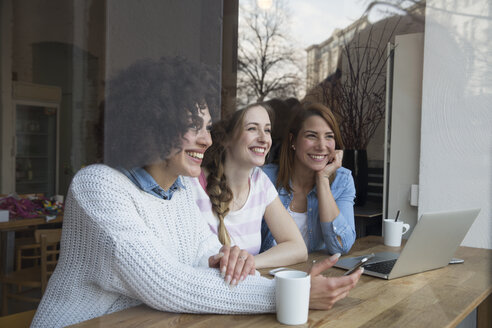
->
383, 219, 410, 247
275, 270, 310, 325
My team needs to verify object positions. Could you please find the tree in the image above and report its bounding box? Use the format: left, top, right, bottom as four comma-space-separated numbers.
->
304, 1, 424, 149
303, 2, 424, 205
335, 18, 400, 150
304, 16, 399, 149
237, 0, 303, 105
362, 0, 425, 23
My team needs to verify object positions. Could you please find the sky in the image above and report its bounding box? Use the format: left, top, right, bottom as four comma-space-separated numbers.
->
240, 0, 398, 97
287, 0, 370, 48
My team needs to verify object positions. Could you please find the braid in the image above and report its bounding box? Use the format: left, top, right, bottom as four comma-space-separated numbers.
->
204, 121, 233, 245
202, 102, 273, 245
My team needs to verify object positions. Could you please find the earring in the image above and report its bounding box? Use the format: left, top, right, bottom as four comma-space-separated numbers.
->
291, 145, 295, 150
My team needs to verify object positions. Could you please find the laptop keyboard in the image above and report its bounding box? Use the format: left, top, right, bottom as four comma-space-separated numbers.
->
363, 259, 397, 275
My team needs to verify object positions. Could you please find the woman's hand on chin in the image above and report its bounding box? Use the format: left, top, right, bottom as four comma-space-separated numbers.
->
208, 245, 256, 286
318, 150, 343, 179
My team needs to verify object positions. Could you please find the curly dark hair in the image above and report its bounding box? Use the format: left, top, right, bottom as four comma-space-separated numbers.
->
104, 56, 219, 168
202, 103, 274, 245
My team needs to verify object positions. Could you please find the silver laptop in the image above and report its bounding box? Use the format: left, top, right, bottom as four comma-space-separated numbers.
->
335, 208, 480, 279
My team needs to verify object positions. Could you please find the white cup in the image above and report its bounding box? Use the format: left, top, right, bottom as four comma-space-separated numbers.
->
383, 219, 410, 247
275, 270, 310, 325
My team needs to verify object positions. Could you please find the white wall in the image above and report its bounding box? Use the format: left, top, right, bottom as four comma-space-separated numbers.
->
420, 0, 492, 249
387, 33, 424, 237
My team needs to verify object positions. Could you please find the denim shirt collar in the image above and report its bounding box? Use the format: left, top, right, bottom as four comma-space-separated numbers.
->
119, 167, 185, 200
279, 179, 318, 198
284, 172, 343, 198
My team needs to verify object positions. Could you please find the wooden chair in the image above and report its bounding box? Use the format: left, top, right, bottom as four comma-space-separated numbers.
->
16, 234, 59, 272
12, 193, 47, 269
0, 309, 36, 327
1, 229, 61, 316
15, 228, 60, 282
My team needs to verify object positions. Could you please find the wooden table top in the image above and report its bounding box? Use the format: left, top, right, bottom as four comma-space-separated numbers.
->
0, 214, 63, 231
71, 236, 491, 328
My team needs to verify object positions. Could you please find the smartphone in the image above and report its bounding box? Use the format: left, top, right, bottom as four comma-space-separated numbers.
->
343, 253, 375, 276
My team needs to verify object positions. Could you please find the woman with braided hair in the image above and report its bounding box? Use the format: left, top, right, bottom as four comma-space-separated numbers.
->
185, 103, 307, 279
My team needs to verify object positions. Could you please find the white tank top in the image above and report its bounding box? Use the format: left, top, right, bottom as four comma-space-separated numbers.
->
287, 206, 309, 247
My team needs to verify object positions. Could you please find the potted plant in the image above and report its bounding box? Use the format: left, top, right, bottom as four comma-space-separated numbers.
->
304, 16, 403, 206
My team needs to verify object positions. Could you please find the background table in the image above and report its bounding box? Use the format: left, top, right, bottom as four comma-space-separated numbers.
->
354, 201, 382, 238
71, 236, 491, 328
0, 214, 63, 274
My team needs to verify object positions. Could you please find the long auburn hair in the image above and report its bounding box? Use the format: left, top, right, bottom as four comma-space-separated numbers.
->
202, 103, 274, 245
276, 102, 343, 193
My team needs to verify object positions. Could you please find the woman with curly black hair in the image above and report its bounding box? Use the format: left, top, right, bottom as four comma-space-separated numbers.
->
32, 56, 258, 327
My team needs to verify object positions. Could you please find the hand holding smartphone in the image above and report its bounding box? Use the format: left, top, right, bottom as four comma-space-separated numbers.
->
343, 253, 375, 276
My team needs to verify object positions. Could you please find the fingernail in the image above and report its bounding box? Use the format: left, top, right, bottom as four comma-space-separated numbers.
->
214, 252, 224, 260
240, 275, 246, 282
225, 275, 231, 285
231, 278, 237, 286
330, 253, 341, 261
359, 267, 364, 273
221, 267, 226, 277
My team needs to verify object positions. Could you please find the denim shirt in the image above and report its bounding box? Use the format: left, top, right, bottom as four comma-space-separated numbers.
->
260, 164, 356, 254
119, 167, 184, 200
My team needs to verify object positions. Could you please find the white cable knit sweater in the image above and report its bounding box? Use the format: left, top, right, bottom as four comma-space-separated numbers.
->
31, 164, 275, 327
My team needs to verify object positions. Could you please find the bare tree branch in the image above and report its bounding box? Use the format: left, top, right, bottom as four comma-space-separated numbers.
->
303, 0, 425, 149
237, 0, 303, 104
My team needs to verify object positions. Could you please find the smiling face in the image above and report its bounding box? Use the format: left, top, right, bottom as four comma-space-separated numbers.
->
227, 105, 272, 168
293, 114, 336, 172
166, 106, 213, 178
